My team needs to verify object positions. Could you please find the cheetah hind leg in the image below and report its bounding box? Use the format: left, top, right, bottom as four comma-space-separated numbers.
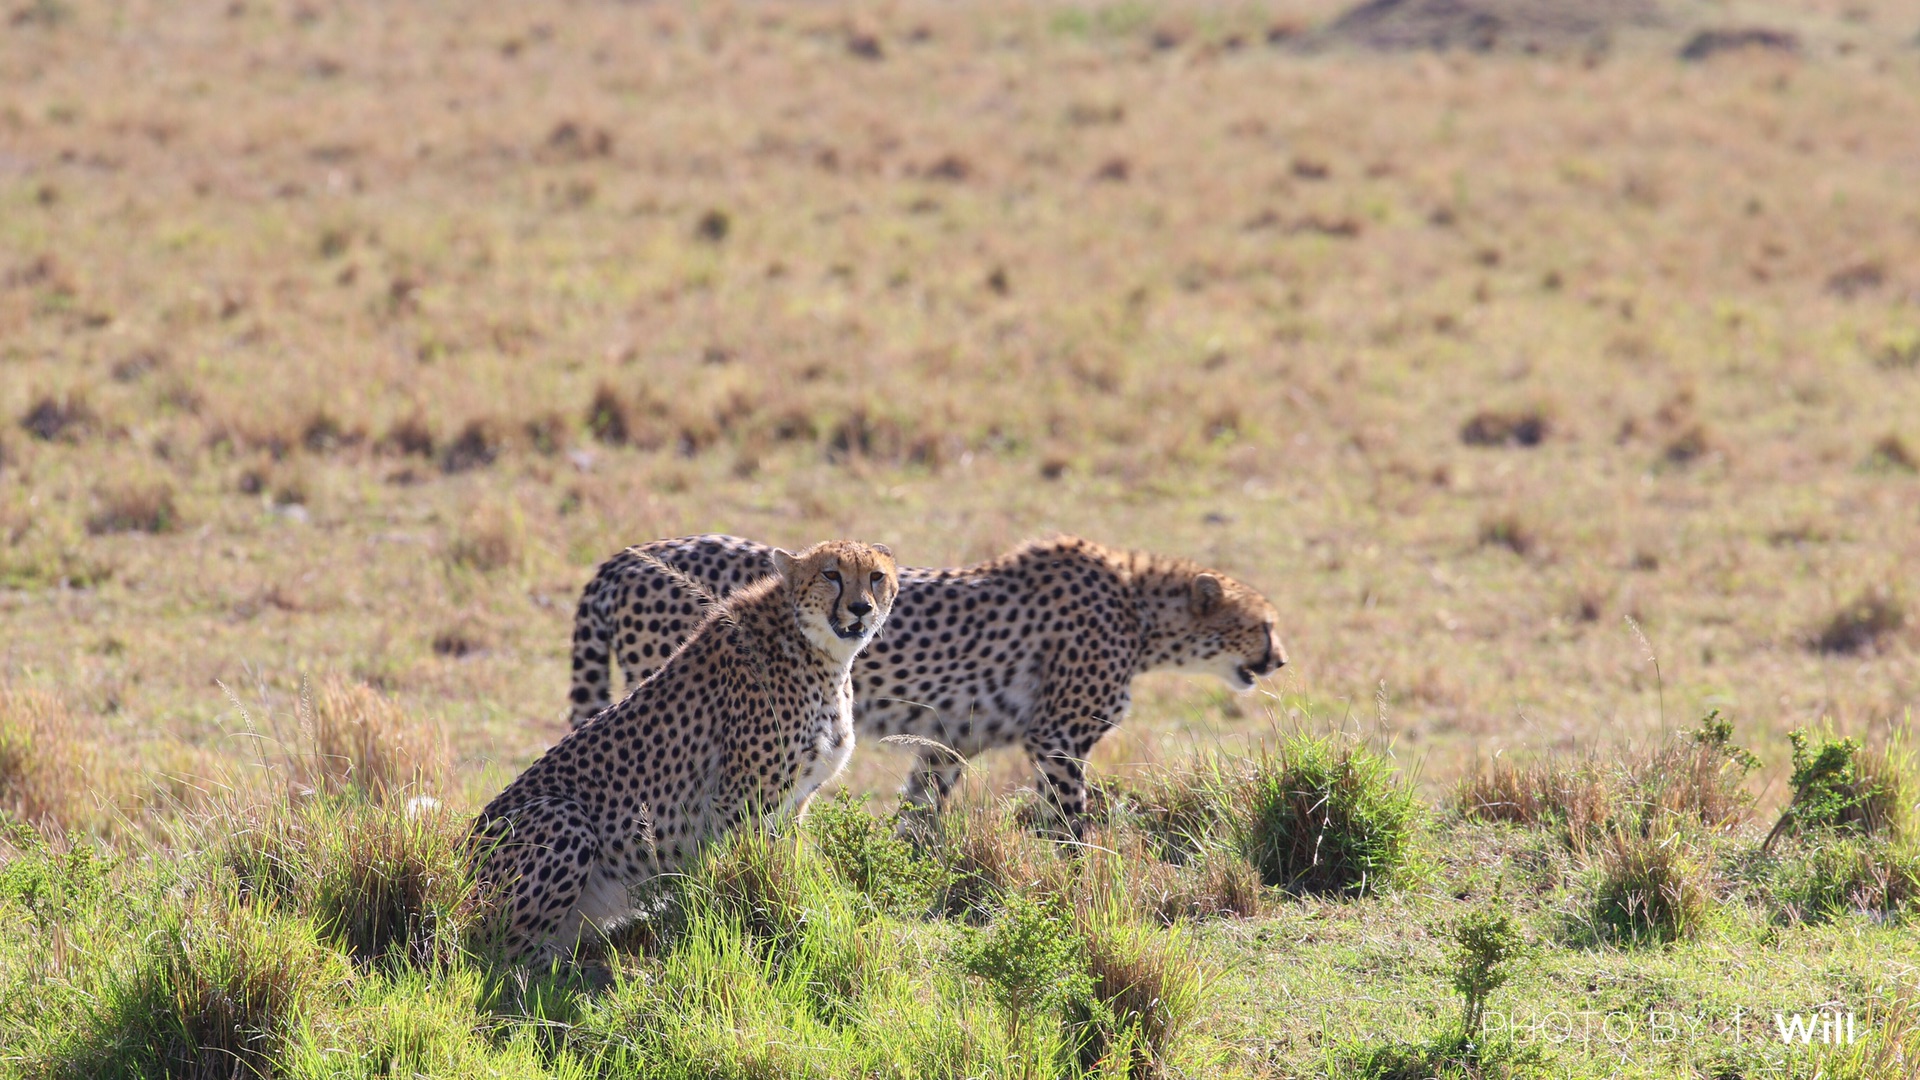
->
900, 750, 966, 809
490, 811, 630, 968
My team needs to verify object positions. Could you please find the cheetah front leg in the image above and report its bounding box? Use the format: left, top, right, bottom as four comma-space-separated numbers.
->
1022, 682, 1132, 841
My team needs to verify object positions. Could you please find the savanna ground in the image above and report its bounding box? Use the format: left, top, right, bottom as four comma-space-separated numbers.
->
3, 0, 1920, 1075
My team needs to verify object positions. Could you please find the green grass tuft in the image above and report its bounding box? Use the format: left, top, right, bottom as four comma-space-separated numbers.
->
82, 897, 350, 1079
1228, 735, 1421, 896
1590, 826, 1711, 945
220, 798, 476, 968
1762, 837, 1920, 925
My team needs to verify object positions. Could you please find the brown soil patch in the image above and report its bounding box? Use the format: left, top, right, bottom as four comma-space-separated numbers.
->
1316, 0, 1664, 53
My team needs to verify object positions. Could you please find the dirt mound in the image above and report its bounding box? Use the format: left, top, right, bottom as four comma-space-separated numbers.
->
1679, 27, 1800, 61
1316, 0, 1665, 53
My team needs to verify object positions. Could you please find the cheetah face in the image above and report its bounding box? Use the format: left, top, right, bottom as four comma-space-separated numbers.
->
771, 540, 900, 660
1173, 573, 1288, 692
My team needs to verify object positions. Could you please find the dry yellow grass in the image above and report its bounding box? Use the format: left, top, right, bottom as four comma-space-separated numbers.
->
0, 681, 117, 833
0, 0, 1916, 815
287, 674, 449, 805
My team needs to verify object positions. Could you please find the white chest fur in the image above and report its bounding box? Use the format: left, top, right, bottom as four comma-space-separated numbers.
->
780, 671, 857, 816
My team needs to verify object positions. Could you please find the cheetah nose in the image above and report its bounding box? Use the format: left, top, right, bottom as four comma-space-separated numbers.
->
847, 600, 873, 617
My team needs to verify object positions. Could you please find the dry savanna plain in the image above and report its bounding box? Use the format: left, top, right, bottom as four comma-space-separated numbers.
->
3, 0, 1920, 1076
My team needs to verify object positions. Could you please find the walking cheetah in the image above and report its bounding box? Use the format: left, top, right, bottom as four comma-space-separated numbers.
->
473, 539, 898, 964
568, 534, 1286, 829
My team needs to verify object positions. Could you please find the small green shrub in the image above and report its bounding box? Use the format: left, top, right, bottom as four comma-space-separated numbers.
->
805, 791, 952, 917
1764, 729, 1910, 851
1228, 735, 1419, 895
1591, 827, 1710, 944
0, 821, 117, 926
955, 892, 1094, 1019
1449, 900, 1524, 1035
956, 892, 1111, 1067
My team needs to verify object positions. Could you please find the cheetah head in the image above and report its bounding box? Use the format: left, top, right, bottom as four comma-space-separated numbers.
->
771, 540, 900, 660
1167, 572, 1288, 692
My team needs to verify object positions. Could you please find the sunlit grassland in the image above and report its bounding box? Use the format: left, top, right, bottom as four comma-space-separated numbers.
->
3, 1, 1917, 792
2, 1, 1920, 1072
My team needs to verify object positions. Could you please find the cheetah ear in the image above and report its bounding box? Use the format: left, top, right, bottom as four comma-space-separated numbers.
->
770, 549, 799, 584
870, 543, 893, 561
1191, 574, 1225, 617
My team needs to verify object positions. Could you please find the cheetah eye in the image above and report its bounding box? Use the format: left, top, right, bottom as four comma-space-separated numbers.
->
869, 571, 884, 583
821, 570, 841, 583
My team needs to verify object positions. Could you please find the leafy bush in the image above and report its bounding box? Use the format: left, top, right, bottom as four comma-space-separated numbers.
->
1764, 729, 1911, 851
1449, 900, 1524, 1035
1228, 736, 1420, 895
805, 790, 952, 917
954, 892, 1105, 1052
0, 820, 117, 928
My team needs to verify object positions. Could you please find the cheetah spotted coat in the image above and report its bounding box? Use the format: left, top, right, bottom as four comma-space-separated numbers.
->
569, 534, 1286, 823
473, 540, 898, 963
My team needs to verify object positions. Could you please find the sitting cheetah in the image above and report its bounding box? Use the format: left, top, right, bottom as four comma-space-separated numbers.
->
473, 539, 898, 964
569, 534, 1286, 828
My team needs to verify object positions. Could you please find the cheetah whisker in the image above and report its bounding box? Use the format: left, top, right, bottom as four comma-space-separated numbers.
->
873, 695, 942, 714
